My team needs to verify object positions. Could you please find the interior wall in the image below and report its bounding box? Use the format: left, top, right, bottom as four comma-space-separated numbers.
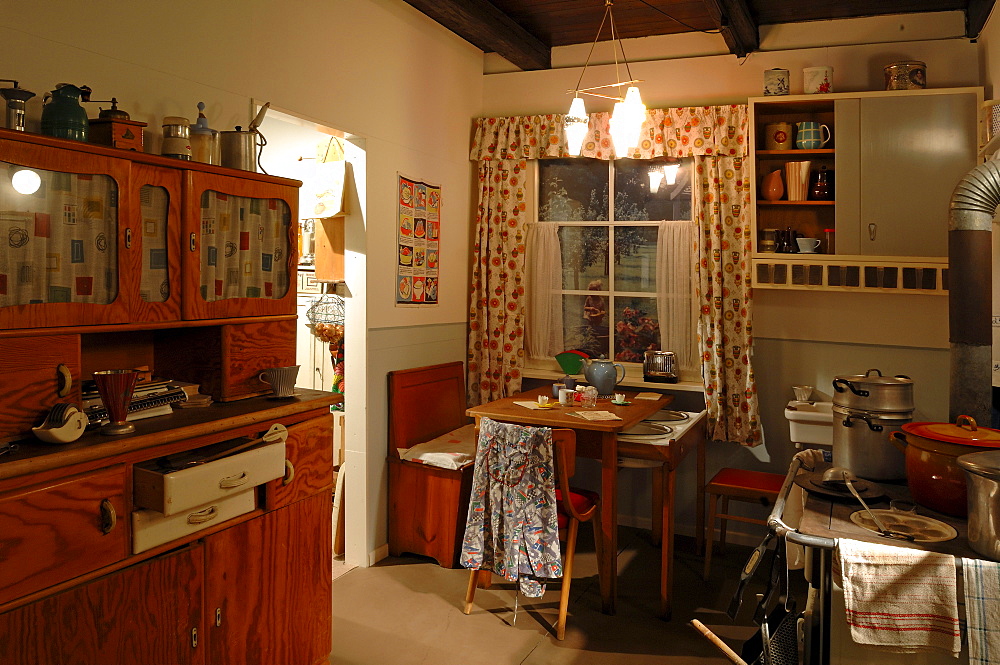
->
481, 25, 980, 542
1, 0, 483, 567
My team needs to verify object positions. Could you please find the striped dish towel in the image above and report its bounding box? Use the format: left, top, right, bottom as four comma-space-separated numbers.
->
835, 538, 960, 655
964, 557, 1000, 665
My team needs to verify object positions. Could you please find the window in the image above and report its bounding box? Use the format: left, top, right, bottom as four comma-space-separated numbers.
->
527, 157, 696, 375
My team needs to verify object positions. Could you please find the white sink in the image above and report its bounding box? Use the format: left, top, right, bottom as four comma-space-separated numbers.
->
785, 400, 833, 447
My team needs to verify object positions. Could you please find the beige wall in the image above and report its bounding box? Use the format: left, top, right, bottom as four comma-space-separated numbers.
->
1, 0, 482, 566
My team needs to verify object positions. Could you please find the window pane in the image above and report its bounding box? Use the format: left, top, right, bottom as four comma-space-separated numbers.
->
559, 226, 608, 290
613, 296, 660, 363
539, 158, 608, 221
562, 294, 609, 358
613, 226, 657, 292
614, 158, 691, 221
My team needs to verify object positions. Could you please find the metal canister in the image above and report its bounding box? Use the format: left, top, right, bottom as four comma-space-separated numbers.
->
220, 126, 258, 171
161, 116, 191, 160
884, 61, 926, 90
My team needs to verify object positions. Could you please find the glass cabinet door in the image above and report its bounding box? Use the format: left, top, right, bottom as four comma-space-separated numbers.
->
0, 137, 132, 329
182, 171, 297, 320
129, 163, 182, 322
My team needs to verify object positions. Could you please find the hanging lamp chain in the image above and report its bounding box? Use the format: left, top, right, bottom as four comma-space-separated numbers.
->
568, 0, 642, 103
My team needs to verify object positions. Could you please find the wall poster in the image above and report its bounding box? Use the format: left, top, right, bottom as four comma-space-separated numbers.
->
396, 173, 440, 306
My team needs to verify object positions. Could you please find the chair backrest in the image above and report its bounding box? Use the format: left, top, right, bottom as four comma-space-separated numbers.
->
387, 361, 467, 457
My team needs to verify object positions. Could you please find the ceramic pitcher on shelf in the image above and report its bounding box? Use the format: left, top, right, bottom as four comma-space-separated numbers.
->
795, 121, 830, 149
582, 358, 626, 397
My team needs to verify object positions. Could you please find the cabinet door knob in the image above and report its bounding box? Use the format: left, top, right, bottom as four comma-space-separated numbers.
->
124, 227, 132, 249
283, 459, 295, 486
189, 233, 197, 252
99, 498, 117, 534
56, 364, 73, 397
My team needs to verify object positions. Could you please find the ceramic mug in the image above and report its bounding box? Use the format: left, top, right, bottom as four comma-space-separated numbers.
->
764, 122, 793, 150
796, 237, 821, 253
260, 365, 300, 398
795, 122, 831, 149
559, 388, 574, 406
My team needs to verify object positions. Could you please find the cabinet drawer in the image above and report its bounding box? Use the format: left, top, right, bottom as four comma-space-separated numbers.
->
132, 490, 255, 554
0, 466, 127, 605
134, 440, 285, 516
0, 335, 81, 441
267, 415, 333, 510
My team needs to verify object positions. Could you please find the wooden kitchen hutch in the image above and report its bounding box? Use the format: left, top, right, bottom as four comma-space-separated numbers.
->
0, 127, 337, 664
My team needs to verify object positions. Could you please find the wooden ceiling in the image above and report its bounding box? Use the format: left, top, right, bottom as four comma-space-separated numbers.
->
402, 0, 995, 70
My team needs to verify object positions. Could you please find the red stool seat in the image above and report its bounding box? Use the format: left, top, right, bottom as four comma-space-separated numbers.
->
703, 467, 784, 579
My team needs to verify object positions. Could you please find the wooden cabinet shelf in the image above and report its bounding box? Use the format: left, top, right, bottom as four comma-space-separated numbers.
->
759, 200, 836, 206
757, 149, 835, 157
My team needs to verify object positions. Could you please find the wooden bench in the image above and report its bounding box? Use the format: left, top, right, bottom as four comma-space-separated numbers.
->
387, 361, 473, 568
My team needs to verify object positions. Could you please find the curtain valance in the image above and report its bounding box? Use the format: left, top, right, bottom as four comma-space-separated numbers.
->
470, 106, 748, 161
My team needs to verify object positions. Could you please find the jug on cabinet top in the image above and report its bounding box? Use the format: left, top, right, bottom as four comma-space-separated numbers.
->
41, 83, 92, 142
582, 358, 626, 397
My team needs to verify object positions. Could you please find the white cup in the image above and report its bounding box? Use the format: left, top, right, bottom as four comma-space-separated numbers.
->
613, 393, 626, 404
559, 388, 574, 406
796, 237, 821, 253
260, 365, 300, 398
537, 395, 549, 406
792, 385, 813, 401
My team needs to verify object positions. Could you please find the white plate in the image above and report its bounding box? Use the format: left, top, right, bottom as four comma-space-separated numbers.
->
849, 509, 957, 543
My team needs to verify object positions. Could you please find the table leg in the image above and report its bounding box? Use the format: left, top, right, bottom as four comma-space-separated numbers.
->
695, 431, 706, 556
660, 463, 676, 620
599, 430, 618, 615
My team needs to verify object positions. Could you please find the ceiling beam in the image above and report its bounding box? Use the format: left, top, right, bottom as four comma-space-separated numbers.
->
966, 0, 995, 39
402, 0, 551, 71
702, 0, 760, 57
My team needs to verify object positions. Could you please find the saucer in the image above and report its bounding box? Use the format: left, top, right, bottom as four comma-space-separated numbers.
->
798, 250, 817, 254
611, 401, 631, 406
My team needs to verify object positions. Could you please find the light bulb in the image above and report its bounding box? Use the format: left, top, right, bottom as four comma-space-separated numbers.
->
11, 169, 40, 195
609, 86, 645, 157
564, 97, 589, 156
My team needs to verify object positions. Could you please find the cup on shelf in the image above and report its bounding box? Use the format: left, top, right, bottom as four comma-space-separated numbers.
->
792, 385, 814, 401
260, 365, 300, 398
795, 237, 821, 253
764, 122, 793, 150
93, 369, 140, 435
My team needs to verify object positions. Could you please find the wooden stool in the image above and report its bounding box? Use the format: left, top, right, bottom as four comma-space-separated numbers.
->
703, 468, 784, 579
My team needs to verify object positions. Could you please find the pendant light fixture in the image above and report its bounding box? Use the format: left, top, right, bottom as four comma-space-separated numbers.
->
565, 0, 645, 157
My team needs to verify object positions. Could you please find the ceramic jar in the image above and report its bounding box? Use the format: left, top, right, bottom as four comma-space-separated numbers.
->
764, 122, 793, 150
761, 169, 784, 201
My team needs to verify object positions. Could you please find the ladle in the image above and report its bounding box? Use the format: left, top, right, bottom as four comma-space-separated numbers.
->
842, 471, 915, 542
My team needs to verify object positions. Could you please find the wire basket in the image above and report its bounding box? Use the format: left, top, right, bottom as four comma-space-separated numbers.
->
306, 294, 345, 326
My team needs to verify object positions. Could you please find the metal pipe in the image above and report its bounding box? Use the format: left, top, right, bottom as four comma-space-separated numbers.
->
948, 161, 997, 424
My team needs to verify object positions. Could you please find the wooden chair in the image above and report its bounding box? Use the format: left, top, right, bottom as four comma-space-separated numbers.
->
703, 467, 784, 579
463, 428, 602, 641
387, 361, 473, 568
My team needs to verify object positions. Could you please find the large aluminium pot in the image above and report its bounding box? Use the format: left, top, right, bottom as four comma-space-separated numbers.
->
832, 406, 910, 481
832, 369, 914, 412
889, 415, 1000, 517
957, 450, 1000, 561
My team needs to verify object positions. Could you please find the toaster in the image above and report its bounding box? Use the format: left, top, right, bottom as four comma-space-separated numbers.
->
643, 350, 678, 383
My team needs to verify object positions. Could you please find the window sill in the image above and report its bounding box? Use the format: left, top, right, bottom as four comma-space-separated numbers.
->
520, 367, 704, 393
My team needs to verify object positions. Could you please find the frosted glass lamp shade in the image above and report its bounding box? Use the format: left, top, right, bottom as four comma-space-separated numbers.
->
11, 168, 40, 195
664, 162, 681, 185
564, 97, 589, 156
609, 86, 646, 157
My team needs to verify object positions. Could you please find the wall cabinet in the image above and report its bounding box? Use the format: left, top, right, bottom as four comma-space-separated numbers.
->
749, 88, 981, 291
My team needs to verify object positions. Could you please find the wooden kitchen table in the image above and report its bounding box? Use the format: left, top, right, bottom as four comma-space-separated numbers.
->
467, 386, 706, 617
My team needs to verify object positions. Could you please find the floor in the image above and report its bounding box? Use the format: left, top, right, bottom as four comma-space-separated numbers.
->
329, 527, 765, 665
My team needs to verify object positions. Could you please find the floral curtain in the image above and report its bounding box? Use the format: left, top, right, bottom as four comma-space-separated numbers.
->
467, 159, 529, 406
467, 106, 762, 446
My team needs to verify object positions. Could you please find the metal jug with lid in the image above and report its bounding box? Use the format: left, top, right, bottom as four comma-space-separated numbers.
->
41, 83, 91, 141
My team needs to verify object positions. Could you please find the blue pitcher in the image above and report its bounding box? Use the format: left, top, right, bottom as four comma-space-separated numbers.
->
41, 83, 91, 141
582, 358, 626, 397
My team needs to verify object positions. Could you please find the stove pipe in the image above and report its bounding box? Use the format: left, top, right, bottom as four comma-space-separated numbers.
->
948, 160, 997, 424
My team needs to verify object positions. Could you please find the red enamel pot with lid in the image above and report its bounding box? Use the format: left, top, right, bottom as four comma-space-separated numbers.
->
890, 415, 1000, 517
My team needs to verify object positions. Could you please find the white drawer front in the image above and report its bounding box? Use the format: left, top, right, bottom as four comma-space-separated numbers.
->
134, 441, 285, 516
131, 490, 255, 554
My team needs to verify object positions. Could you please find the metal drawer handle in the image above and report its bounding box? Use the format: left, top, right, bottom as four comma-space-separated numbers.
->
218, 472, 249, 489
187, 505, 219, 524
99, 499, 117, 534
283, 459, 295, 486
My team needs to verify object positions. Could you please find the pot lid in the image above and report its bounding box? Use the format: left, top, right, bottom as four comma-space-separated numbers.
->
644, 409, 690, 423
901, 415, 1000, 447
834, 369, 913, 386
957, 450, 1000, 480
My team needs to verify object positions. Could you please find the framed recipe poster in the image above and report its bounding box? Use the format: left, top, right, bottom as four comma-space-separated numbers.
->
396, 173, 440, 306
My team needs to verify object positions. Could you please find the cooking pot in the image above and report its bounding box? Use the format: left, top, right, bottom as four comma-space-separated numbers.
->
832, 368, 914, 412
832, 406, 909, 481
889, 415, 1000, 517
957, 450, 1000, 560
